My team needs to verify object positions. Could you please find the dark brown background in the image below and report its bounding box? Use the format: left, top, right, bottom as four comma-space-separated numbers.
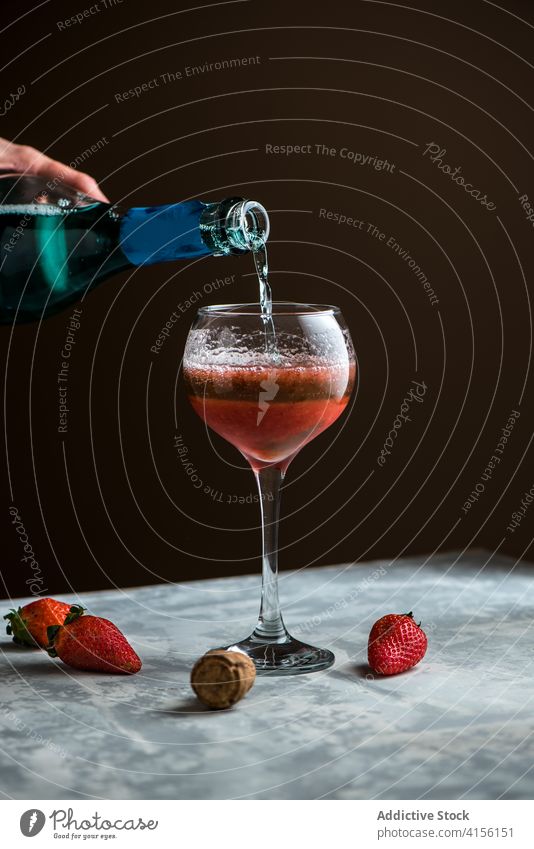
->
2, 0, 533, 599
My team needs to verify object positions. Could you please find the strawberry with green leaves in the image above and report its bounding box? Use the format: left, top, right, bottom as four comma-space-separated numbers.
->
4, 598, 72, 648
368, 612, 427, 675
47, 605, 142, 674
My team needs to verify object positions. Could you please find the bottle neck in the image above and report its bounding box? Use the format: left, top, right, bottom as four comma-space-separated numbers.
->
118, 199, 209, 266
118, 197, 270, 267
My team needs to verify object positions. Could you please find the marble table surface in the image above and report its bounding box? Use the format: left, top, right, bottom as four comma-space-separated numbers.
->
1, 550, 533, 800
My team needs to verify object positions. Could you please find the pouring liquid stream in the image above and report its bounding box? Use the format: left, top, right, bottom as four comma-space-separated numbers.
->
253, 242, 272, 321
252, 241, 279, 364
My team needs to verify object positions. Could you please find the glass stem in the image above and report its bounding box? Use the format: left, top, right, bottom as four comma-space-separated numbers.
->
253, 464, 288, 641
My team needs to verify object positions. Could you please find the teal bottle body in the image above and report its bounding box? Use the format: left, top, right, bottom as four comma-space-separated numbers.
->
0, 181, 269, 323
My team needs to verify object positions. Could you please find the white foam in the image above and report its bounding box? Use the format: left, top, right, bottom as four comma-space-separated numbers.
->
184, 327, 351, 368
0, 204, 64, 216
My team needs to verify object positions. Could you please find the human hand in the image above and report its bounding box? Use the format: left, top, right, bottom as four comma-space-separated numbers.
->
0, 137, 109, 202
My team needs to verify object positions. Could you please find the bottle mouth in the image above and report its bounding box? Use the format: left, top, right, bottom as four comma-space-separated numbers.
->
225, 200, 270, 252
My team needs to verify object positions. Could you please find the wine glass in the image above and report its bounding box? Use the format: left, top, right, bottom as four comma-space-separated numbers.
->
183, 303, 355, 674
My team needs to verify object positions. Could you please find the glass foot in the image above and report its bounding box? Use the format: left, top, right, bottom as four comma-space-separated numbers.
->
218, 631, 335, 676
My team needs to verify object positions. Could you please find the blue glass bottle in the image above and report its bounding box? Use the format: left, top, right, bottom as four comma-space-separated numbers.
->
0, 174, 269, 323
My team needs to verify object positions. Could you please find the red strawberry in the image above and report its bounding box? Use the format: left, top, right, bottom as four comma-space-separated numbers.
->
47, 605, 141, 674
368, 612, 427, 675
4, 598, 72, 648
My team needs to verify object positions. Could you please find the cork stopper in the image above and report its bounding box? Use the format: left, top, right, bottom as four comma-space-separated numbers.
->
190, 650, 256, 709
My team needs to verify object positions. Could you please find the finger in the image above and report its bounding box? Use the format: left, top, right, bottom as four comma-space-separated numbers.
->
0, 137, 20, 170
18, 149, 109, 203
57, 168, 109, 203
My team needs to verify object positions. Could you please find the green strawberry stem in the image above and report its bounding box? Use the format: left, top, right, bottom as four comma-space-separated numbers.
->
64, 604, 86, 625
46, 624, 61, 655
47, 605, 86, 656
3, 608, 36, 647
402, 611, 423, 627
